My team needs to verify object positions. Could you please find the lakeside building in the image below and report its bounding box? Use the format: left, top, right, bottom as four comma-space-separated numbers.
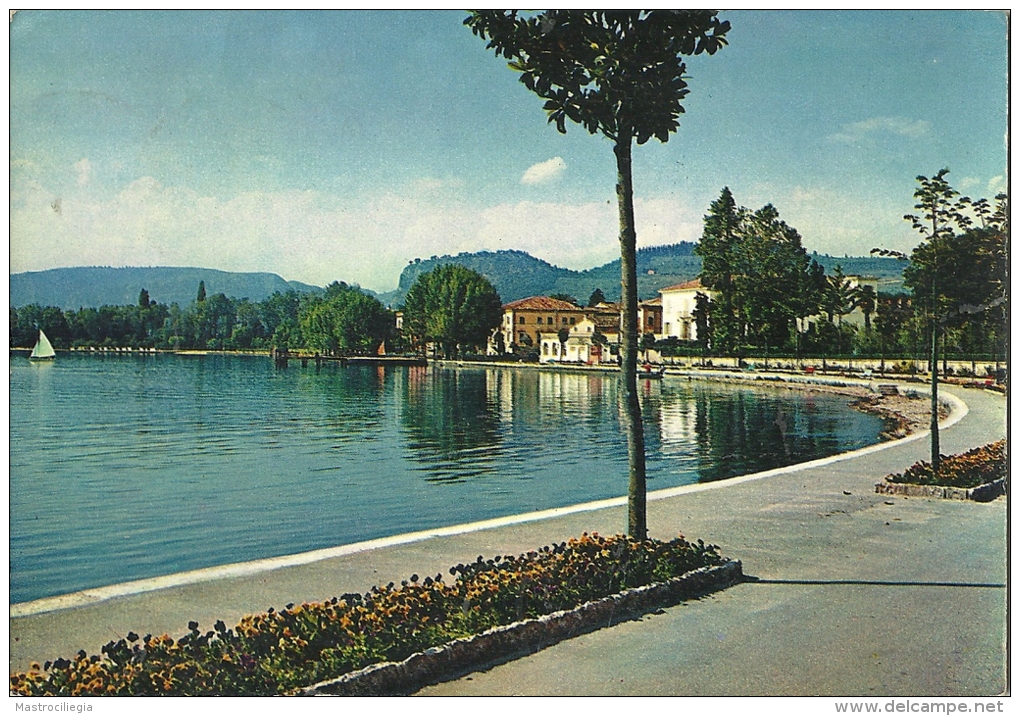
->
491, 291, 691, 360
639, 296, 663, 336
496, 296, 588, 353
484, 275, 879, 359
587, 302, 625, 335
494, 296, 624, 362
538, 317, 619, 365
659, 276, 880, 342
659, 278, 712, 342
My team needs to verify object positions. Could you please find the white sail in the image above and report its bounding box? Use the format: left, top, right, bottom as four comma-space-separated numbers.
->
29, 330, 56, 360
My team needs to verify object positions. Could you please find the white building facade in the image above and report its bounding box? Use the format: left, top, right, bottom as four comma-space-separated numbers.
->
659, 278, 713, 342
538, 318, 619, 365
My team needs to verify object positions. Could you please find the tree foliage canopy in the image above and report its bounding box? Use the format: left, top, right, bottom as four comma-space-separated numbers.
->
587, 287, 607, 307
402, 264, 502, 358
11, 282, 394, 355
901, 171, 1007, 327
696, 189, 820, 353
821, 264, 855, 324
895, 173, 1009, 399
300, 282, 393, 354
465, 10, 730, 143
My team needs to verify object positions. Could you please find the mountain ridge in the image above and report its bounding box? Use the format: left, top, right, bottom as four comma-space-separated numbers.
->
387, 243, 906, 306
9, 266, 322, 311
10, 246, 907, 310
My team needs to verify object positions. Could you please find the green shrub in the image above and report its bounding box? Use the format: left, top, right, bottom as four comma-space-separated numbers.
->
11, 533, 723, 696
886, 441, 1006, 489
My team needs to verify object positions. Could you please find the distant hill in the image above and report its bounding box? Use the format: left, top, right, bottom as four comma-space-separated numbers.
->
393, 250, 576, 305
388, 243, 906, 306
808, 253, 908, 293
9, 267, 322, 310
12, 248, 907, 311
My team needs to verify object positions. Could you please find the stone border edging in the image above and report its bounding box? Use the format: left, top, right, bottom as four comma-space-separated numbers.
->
297, 559, 743, 696
875, 477, 1006, 503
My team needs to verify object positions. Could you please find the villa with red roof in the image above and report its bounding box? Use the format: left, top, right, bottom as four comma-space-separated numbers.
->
493, 294, 667, 360
497, 296, 587, 353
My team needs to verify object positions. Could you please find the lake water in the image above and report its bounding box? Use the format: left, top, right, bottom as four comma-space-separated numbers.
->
10, 354, 883, 604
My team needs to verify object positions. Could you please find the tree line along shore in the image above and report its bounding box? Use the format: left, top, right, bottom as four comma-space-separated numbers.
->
11, 177, 1007, 375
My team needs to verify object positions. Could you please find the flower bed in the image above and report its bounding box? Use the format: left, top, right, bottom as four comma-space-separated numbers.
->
876, 441, 1007, 502
301, 559, 742, 695
11, 533, 729, 696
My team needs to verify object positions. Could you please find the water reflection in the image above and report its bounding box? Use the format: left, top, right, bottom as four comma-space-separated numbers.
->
652, 382, 857, 482
399, 367, 878, 489
10, 357, 882, 603
399, 366, 502, 481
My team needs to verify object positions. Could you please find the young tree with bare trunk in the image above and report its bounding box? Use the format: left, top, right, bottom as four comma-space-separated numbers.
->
466, 10, 730, 537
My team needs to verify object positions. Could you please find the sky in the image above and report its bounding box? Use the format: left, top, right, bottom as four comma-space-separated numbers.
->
9, 10, 1009, 293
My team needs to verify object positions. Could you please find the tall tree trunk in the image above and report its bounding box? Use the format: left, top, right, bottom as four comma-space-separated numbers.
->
929, 216, 941, 473
930, 318, 940, 472
614, 127, 647, 540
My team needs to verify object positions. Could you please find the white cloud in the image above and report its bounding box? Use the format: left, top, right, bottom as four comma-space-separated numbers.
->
10, 173, 711, 292
409, 176, 464, 193
10, 177, 379, 288
467, 197, 703, 271
987, 175, 1006, 195
631, 198, 703, 249
762, 183, 918, 257
521, 157, 566, 185
75, 158, 92, 187
829, 117, 931, 144
20, 173, 918, 295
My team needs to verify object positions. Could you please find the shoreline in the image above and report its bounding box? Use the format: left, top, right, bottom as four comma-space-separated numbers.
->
9, 372, 960, 618
9, 387, 1001, 692
433, 358, 972, 436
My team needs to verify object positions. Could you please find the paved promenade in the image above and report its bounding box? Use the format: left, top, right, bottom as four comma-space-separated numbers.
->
9, 382, 1007, 696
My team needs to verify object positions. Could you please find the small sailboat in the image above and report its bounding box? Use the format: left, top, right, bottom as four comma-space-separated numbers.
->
29, 330, 56, 361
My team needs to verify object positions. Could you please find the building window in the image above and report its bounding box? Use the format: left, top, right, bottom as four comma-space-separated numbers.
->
569, 317, 576, 325
562, 317, 568, 324
519, 316, 525, 324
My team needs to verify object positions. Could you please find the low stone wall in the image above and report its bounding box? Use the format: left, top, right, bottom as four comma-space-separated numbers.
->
875, 477, 1006, 503
298, 559, 743, 696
